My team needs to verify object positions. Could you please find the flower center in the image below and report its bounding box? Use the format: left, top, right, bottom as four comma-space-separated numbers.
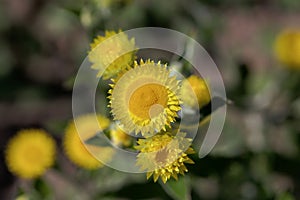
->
155, 148, 169, 164
23, 145, 44, 164
129, 83, 168, 120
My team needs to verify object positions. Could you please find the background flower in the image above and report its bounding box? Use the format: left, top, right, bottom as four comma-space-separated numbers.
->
63, 114, 112, 170
274, 29, 300, 70
180, 75, 210, 108
110, 126, 132, 147
5, 129, 56, 179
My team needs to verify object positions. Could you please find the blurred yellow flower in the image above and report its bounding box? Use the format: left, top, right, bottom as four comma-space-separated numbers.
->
274, 29, 300, 69
89, 30, 136, 79
110, 126, 132, 147
5, 129, 56, 179
15, 194, 30, 200
180, 75, 210, 108
135, 132, 195, 183
63, 114, 113, 170
109, 59, 181, 136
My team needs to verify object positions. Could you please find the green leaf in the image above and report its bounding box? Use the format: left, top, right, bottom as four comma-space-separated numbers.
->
34, 178, 53, 200
160, 176, 191, 200
276, 192, 296, 200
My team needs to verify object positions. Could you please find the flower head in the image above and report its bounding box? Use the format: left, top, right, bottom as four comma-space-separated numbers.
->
274, 29, 300, 69
5, 129, 56, 179
89, 30, 136, 79
109, 59, 181, 136
180, 75, 210, 108
110, 126, 132, 147
63, 114, 113, 170
135, 131, 195, 183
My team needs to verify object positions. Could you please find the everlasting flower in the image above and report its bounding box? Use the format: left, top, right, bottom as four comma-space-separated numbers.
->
274, 29, 300, 69
5, 129, 56, 179
135, 131, 195, 183
110, 126, 132, 147
109, 59, 181, 136
180, 75, 210, 108
63, 114, 113, 170
89, 30, 136, 79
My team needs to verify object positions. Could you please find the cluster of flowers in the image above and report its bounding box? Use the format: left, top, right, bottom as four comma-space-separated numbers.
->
88, 30, 211, 183
4, 30, 211, 183
5, 28, 300, 184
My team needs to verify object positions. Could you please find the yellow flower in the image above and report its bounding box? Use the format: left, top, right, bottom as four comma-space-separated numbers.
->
274, 29, 300, 69
63, 114, 113, 170
109, 59, 181, 137
180, 75, 210, 108
5, 129, 56, 179
15, 194, 30, 200
135, 131, 195, 183
110, 126, 132, 147
89, 30, 136, 79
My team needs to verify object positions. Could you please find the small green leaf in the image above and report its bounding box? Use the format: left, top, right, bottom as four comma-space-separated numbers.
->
33, 178, 53, 200
160, 176, 191, 200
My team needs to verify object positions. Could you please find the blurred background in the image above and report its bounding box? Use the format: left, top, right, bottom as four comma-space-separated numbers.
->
1, 0, 300, 199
